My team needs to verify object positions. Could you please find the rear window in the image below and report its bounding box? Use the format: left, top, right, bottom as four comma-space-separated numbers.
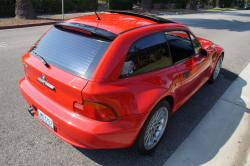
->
30, 27, 111, 79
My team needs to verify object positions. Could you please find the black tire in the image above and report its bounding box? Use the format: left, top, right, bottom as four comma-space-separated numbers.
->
208, 55, 223, 84
136, 100, 170, 155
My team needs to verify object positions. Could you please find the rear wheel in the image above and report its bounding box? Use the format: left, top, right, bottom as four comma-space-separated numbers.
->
209, 55, 223, 83
137, 100, 170, 155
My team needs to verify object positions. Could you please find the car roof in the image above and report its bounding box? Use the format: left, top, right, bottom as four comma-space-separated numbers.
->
57, 12, 176, 40
65, 13, 157, 34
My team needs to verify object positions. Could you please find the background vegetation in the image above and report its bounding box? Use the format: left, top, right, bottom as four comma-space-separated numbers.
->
1, 0, 248, 18
0, 0, 15, 17
134, 0, 249, 8
107, 0, 133, 9
0, 0, 97, 18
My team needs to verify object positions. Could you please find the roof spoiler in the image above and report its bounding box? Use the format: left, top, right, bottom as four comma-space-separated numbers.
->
55, 22, 118, 41
107, 11, 175, 24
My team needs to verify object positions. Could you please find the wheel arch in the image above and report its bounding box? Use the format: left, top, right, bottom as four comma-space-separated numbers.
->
220, 52, 224, 60
161, 95, 174, 110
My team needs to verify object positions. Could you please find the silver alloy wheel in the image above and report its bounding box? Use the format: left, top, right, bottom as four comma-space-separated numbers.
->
144, 107, 168, 150
213, 57, 222, 80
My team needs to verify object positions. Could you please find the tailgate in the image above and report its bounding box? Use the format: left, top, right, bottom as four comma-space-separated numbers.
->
22, 52, 88, 111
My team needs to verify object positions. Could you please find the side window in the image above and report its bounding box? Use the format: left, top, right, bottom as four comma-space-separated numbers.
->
120, 32, 173, 78
189, 34, 202, 55
165, 31, 194, 63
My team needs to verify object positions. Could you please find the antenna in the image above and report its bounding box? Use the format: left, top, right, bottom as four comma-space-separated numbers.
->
87, 0, 101, 20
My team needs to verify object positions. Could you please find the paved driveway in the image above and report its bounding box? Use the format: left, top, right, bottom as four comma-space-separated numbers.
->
0, 10, 249, 166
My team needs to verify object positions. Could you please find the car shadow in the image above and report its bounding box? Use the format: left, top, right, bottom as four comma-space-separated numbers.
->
165, 69, 249, 165
166, 18, 250, 32
73, 68, 247, 166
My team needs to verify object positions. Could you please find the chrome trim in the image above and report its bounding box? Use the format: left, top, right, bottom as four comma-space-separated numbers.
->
23, 63, 28, 68
37, 77, 55, 90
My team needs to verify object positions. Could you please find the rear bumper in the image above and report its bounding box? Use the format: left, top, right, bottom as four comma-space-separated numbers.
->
19, 77, 149, 149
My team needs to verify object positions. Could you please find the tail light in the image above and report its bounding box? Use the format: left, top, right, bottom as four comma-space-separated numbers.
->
73, 100, 118, 122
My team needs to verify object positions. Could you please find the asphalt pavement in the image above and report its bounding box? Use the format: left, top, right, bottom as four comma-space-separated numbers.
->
0, 10, 250, 166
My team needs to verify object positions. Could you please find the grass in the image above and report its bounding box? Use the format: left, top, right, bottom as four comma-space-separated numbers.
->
134, 57, 172, 75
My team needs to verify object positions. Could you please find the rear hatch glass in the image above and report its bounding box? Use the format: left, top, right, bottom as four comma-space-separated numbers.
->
30, 26, 111, 79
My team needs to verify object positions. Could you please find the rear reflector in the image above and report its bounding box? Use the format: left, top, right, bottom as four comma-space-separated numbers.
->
73, 100, 118, 122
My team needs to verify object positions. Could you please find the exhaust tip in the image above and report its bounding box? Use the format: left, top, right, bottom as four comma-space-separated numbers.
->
28, 107, 35, 116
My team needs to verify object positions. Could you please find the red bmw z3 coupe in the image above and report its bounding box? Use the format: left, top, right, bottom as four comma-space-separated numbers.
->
19, 11, 224, 154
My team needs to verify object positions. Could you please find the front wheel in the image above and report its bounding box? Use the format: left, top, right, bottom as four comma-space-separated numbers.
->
209, 55, 223, 83
136, 100, 170, 155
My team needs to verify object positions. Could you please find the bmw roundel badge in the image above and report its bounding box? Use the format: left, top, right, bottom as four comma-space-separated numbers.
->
42, 74, 46, 81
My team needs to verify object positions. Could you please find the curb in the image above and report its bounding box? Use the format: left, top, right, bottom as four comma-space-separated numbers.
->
243, 146, 250, 166
0, 21, 58, 30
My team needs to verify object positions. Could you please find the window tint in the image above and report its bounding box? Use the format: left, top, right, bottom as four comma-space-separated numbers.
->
165, 31, 194, 63
30, 27, 111, 79
190, 34, 202, 54
120, 32, 172, 78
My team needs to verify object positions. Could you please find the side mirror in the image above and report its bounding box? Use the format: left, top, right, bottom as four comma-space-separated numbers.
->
199, 48, 208, 57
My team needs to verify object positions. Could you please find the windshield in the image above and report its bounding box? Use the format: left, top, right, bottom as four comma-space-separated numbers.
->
30, 27, 111, 79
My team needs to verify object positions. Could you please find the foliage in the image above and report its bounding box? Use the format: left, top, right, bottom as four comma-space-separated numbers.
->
107, 0, 133, 9
151, 0, 189, 9
152, 0, 188, 3
133, 0, 141, 4
219, 0, 232, 7
209, 0, 216, 7
209, 0, 234, 7
208, 0, 232, 7
225, 0, 232, 7
0, 0, 15, 17
31, 0, 98, 14
0, 0, 97, 18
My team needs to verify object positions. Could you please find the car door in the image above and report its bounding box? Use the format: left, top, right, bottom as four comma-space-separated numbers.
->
108, 32, 181, 115
165, 30, 208, 105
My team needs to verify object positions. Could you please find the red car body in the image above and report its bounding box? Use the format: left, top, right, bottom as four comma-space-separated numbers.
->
19, 12, 224, 149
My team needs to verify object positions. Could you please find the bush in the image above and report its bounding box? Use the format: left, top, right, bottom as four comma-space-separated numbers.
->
0, 0, 15, 17
32, 0, 98, 14
152, 0, 168, 3
174, 2, 187, 8
220, 0, 232, 7
108, 0, 133, 10
209, 0, 216, 7
0, 0, 97, 18
133, 0, 141, 4
152, 0, 189, 9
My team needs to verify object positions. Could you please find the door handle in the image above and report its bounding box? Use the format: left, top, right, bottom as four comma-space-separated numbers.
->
183, 71, 190, 78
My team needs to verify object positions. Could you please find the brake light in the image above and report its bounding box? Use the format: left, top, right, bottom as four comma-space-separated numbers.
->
73, 100, 118, 122
62, 26, 91, 35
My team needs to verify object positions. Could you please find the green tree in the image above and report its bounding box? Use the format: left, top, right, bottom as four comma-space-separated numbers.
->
15, 0, 36, 19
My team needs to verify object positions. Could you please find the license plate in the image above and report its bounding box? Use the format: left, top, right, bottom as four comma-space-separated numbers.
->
37, 109, 54, 130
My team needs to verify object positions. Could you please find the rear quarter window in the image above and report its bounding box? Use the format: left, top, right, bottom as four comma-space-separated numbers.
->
30, 27, 111, 79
